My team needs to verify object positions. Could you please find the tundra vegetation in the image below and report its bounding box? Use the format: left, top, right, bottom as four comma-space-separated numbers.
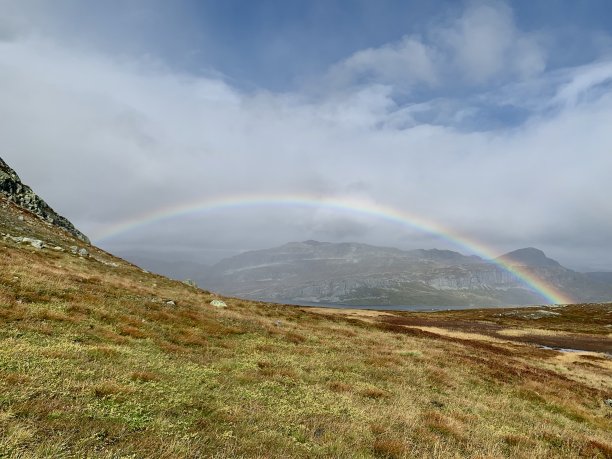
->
0, 199, 611, 458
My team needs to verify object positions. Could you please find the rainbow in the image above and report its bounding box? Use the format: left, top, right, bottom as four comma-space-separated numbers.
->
92, 193, 573, 305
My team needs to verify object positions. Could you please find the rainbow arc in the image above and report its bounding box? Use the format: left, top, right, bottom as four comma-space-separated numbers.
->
92, 194, 573, 305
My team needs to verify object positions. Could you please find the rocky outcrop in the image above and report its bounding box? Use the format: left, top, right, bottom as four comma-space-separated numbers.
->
0, 157, 89, 243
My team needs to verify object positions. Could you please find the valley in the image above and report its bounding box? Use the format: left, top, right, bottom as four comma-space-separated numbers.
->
0, 157, 610, 457
0, 187, 610, 457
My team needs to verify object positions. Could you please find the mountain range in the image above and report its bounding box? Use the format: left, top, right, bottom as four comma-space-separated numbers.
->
197, 240, 612, 307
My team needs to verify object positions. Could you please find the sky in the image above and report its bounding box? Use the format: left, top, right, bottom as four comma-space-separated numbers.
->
1, 0, 612, 271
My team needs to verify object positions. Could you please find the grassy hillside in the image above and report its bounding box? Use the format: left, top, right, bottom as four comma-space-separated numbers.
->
0, 198, 611, 458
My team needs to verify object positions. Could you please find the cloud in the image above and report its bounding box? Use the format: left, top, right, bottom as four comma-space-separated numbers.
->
328, 0, 545, 91
439, 0, 545, 83
0, 1, 611, 269
551, 60, 612, 107
328, 37, 438, 89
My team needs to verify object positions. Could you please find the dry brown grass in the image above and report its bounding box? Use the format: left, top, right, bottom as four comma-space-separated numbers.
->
422, 411, 466, 442
130, 371, 161, 382
92, 381, 132, 398
328, 380, 353, 393
117, 324, 150, 339
284, 330, 308, 344
1, 372, 31, 386
372, 438, 407, 458
361, 387, 392, 399
582, 439, 612, 458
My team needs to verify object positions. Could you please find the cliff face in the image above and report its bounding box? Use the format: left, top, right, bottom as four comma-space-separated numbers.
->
0, 157, 89, 243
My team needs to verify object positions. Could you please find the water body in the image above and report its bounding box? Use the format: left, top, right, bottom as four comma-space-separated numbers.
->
539, 345, 611, 356
275, 300, 544, 312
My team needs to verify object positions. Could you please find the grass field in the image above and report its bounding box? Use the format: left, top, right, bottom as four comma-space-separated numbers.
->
1, 199, 611, 458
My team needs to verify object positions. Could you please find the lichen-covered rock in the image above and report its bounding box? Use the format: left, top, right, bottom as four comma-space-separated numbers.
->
0, 157, 89, 243
22, 237, 45, 249
3, 234, 46, 249
210, 300, 227, 308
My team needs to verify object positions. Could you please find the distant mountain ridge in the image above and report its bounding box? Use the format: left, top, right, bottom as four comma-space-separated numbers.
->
0, 157, 89, 243
497, 247, 563, 268
200, 241, 612, 307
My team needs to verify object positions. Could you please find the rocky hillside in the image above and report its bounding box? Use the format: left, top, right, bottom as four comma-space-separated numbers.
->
0, 157, 89, 243
201, 241, 612, 307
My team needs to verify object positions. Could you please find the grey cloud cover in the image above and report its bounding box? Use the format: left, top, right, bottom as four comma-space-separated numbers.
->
1, 0, 611, 271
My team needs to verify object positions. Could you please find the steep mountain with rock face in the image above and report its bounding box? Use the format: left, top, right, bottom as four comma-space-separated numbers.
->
0, 157, 89, 243
201, 241, 612, 307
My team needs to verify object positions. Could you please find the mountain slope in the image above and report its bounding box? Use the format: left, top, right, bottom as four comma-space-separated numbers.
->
202, 240, 505, 306
201, 241, 612, 307
0, 159, 610, 457
587, 272, 612, 283
0, 157, 89, 243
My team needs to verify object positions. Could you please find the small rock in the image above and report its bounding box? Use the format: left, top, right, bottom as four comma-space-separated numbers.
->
30, 239, 45, 249
210, 300, 227, 309
70, 246, 78, 254
524, 310, 562, 320
274, 320, 283, 327
53, 246, 64, 252
22, 237, 45, 249
166, 300, 176, 306
17, 216, 24, 221
97, 258, 118, 267
183, 279, 197, 288
78, 248, 89, 257
605, 399, 612, 408
535, 310, 560, 316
